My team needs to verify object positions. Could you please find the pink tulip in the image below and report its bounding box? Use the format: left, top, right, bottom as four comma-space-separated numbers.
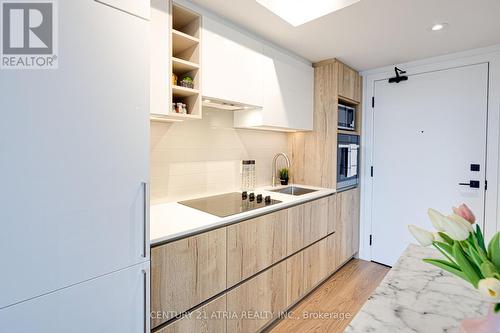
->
452, 204, 476, 224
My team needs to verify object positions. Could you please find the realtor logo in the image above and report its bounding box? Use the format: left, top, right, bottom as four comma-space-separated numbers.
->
1, 0, 58, 69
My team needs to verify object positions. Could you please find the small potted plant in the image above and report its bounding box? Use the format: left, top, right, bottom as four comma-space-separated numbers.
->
179, 75, 194, 89
279, 168, 289, 186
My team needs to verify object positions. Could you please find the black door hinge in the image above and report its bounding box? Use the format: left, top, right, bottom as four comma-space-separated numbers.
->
372, 97, 375, 108
369, 234, 373, 246
485, 180, 488, 190
370, 166, 374, 177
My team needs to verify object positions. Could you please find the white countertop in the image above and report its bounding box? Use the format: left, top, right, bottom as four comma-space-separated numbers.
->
345, 244, 489, 333
150, 184, 335, 245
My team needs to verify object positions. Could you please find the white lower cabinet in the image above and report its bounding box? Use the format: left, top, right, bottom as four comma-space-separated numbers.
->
0, 262, 150, 333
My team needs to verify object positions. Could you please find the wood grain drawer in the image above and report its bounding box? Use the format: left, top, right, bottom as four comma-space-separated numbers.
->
227, 261, 287, 333
286, 233, 336, 307
155, 295, 227, 333
151, 228, 227, 328
227, 210, 287, 287
287, 197, 329, 255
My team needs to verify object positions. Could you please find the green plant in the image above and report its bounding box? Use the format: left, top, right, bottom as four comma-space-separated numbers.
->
181, 75, 193, 83
409, 204, 500, 312
279, 168, 289, 179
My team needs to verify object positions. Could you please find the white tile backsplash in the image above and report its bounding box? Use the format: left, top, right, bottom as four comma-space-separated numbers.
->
150, 109, 290, 204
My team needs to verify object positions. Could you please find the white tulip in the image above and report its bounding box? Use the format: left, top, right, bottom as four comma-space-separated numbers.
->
448, 214, 474, 233
428, 208, 447, 231
408, 225, 435, 247
441, 215, 470, 241
478, 278, 500, 302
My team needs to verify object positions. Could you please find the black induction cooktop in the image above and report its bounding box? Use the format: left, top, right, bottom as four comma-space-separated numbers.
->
178, 192, 281, 217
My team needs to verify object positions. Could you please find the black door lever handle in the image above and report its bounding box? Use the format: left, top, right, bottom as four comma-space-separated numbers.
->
459, 181, 480, 188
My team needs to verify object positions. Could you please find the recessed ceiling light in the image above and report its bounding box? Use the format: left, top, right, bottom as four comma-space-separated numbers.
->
256, 0, 361, 27
431, 23, 448, 31
204, 99, 211, 103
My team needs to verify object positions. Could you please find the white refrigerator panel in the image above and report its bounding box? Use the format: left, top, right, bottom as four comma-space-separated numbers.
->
0, 262, 150, 333
0, 0, 149, 308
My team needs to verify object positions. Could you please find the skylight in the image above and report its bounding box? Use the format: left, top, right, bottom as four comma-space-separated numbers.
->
256, 0, 361, 27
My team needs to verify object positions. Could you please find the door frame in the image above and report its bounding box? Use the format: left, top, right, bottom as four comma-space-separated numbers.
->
359, 44, 500, 261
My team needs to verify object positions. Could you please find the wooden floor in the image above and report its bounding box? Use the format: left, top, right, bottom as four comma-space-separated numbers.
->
267, 259, 390, 333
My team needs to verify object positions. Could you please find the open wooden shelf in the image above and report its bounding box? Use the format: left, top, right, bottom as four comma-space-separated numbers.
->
172, 57, 199, 73
170, 2, 202, 119
172, 29, 199, 56
172, 85, 199, 97
172, 4, 200, 37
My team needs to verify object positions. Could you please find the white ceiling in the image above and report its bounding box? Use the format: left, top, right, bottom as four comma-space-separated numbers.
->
189, 0, 500, 71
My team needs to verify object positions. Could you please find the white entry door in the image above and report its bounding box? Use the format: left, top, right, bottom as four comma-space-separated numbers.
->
371, 63, 488, 266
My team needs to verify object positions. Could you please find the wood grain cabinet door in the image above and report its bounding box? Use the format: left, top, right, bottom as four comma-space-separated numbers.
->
337, 62, 362, 102
156, 295, 227, 333
227, 210, 287, 287
151, 228, 227, 328
227, 262, 287, 333
286, 234, 333, 307
334, 188, 361, 265
287, 197, 329, 255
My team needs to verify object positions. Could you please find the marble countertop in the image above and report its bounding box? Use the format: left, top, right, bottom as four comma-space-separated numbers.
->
150, 184, 335, 245
346, 244, 489, 333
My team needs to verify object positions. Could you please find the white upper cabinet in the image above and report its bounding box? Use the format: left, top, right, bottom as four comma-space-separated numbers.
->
95, 0, 150, 19
234, 45, 314, 131
150, 0, 170, 116
202, 15, 264, 107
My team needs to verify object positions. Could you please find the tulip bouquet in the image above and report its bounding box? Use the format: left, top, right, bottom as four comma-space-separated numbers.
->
408, 204, 500, 314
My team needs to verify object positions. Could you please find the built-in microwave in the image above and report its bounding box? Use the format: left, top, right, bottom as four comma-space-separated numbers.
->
337, 134, 360, 190
338, 104, 356, 131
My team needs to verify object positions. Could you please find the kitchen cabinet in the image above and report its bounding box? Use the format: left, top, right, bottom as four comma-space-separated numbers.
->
334, 188, 361, 265
151, 1, 202, 120
337, 62, 362, 103
234, 45, 314, 131
151, 228, 226, 328
96, 0, 150, 19
227, 210, 287, 287
156, 295, 227, 333
227, 261, 287, 333
0, 262, 150, 333
286, 234, 333, 307
202, 15, 264, 107
0, 0, 150, 310
150, 0, 171, 117
287, 197, 329, 255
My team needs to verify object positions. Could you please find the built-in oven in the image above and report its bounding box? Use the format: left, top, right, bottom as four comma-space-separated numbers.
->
337, 134, 360, 190
338, 104, 356, 131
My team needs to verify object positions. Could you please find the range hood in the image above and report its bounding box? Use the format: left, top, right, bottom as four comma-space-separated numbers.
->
202, 97, 261, 111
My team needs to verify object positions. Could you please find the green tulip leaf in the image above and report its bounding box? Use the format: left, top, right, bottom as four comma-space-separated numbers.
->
423, 258, 468, 282
434, 241, 453, 255
468, 246, 484, 271
475, 225, 487, 253
495, 303, 500, 314
453, 242, 481, 288
480, 261, 499, 278
488, 232, 500, 269
438, 232, 454, 245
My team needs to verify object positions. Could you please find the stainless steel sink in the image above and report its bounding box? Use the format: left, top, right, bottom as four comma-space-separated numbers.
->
270, 186, 318, 196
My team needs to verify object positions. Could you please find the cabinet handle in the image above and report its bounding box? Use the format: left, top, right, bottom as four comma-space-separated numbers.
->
142, 269, 148, 333
142, 182, 149, 258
